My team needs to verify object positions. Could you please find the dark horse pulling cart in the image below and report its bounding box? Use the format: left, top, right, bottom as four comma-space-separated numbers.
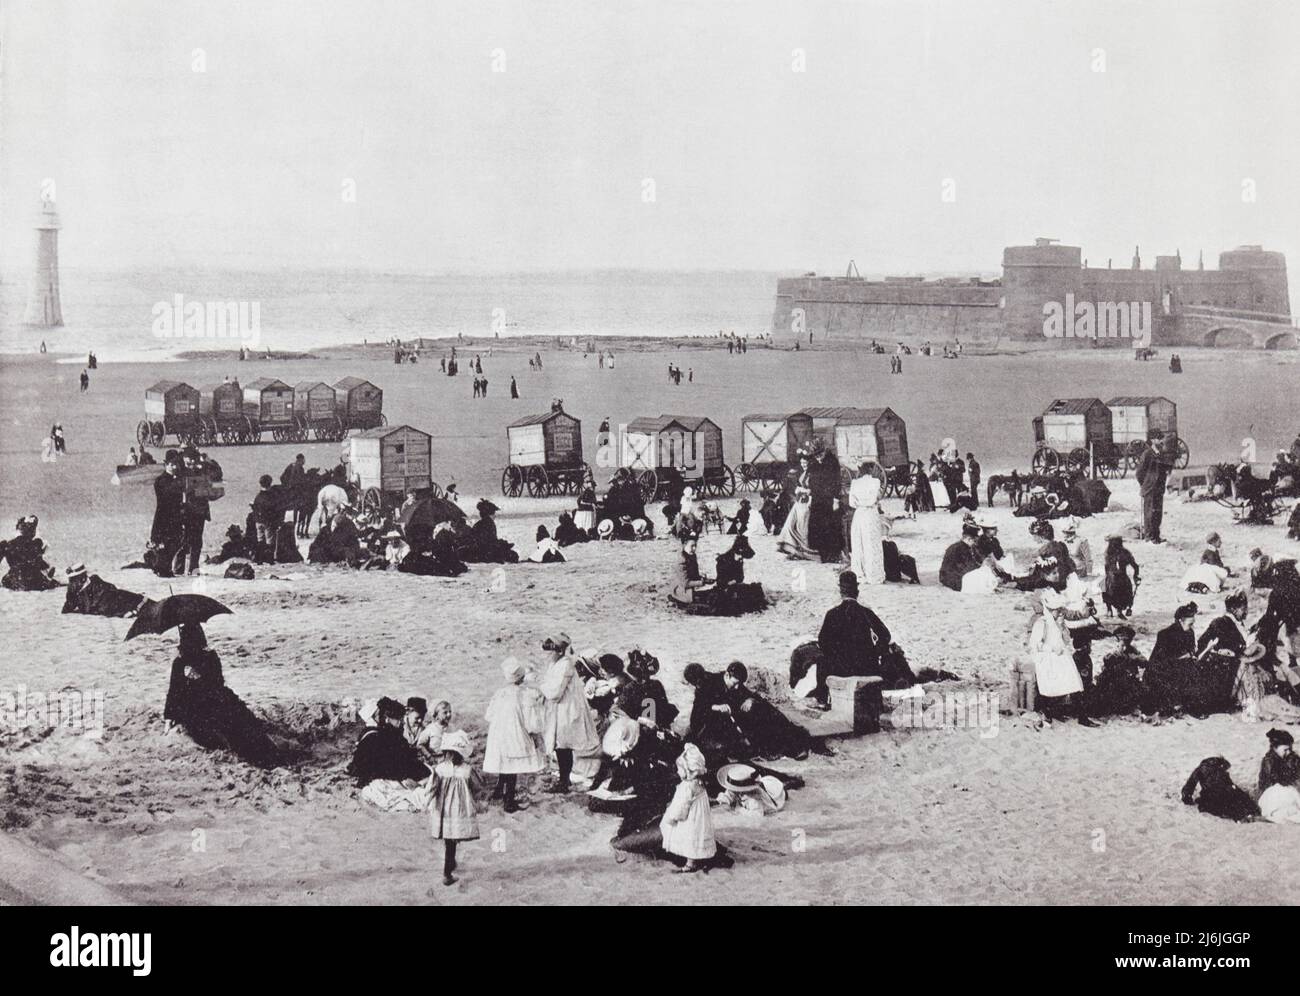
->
501, 407, 595, 497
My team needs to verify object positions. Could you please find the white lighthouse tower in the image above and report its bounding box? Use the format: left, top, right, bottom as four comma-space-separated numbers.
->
24, 193, 64, 327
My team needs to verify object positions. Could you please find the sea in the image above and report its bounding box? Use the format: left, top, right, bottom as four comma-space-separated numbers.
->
0, 267, 782, 358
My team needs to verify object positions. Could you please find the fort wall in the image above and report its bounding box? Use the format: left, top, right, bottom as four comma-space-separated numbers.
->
772, 242, 1292, 350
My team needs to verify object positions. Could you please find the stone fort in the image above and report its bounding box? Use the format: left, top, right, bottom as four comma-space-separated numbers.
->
771, 240, 1295, 350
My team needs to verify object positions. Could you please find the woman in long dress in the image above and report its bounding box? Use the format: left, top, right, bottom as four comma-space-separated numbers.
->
849, 463, 886, 584
776, 455, 818, 560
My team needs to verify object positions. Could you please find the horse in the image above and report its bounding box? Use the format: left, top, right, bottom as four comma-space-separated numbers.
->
987, 471, 1025, 508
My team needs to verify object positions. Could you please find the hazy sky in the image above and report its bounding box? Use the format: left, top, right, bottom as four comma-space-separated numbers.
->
2, 0, 1298, 274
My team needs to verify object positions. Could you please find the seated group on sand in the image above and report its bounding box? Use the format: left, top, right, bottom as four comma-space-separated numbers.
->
344, 633, 821, 878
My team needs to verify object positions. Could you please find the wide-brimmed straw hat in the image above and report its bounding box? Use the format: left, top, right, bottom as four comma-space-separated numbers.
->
597, 518, 615, 537
716, 763, 786, 809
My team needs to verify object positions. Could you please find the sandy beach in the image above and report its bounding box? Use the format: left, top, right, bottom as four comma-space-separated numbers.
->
2, 343, 1298, 905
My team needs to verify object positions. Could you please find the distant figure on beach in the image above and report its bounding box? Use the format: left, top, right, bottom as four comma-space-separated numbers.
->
51, 423, 66, 454
40, 340, 47, 354
510, 376, 519, 399
79, 369, 89, 392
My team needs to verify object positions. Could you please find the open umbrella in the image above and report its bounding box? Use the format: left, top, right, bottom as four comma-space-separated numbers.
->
398, 496, 467, 532
124, 593, 232, 641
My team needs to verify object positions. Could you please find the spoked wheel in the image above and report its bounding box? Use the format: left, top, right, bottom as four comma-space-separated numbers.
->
1067, 447, 1091, 476
736, 463, 760, 492
526, 465, 549, 498
867, 463, 888, 489
362, 487, 384, 516
242, 415, 259, 444
502, 465, 523, 497
581, 463, 595, 491
136, 420, 151, 448
379, 413, 388, 426
1170, 435, 1190, 470
150, 422, 166, 446
427, 482, 444, 500
839, 466, 853, 490
220, 425, 239, 445
637, 469, 658, 502
1098, 459, 1120, 479
1031, 446, 1059, 474
716, 465, 736, 497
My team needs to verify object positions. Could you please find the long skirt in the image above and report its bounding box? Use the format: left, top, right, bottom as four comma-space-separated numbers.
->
776, 501, 817, 560
850, 507, 885, 584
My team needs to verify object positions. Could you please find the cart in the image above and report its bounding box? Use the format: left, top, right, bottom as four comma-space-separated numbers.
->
243, 377, 300, 442
345, 424, 439, 516
830, 407, 912, 495
138, 380, 202, 448
294, 381, 346, 441
1107, 396, 1188, 471
797, 406, 911, 493
619, 414, 734, 501
1031, 398, 1113, 477
333, 377, 386, 432
735, 412, 814, 492
200, 380, 259, 445
501, 407, 595, 497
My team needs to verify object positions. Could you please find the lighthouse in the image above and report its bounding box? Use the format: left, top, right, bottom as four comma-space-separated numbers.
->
24, 194, 64, 327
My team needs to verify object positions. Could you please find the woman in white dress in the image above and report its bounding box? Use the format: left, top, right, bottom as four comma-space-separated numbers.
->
776, 456, 818, 560
849, 463, 886, 584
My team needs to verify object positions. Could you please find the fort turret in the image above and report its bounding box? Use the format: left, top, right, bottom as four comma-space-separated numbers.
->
1001, 238, 1083, 340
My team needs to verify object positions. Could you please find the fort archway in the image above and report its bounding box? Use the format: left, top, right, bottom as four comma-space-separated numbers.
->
1263, 331, 1298, 350
1205, 326, 1256, 349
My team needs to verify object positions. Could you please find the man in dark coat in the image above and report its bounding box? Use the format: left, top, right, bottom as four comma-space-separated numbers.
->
151, 451, 186, 577
1135, 436, 1172, 543
682, 662, 747, 757
814, 570, 893, 703
939, 524, 984, 591
720, 661, 817, 760
966, 453, 981, 507
280, 453, 307, 487
347, 697, 430, 787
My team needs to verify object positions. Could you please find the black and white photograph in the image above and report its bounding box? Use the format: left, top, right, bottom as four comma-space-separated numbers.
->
1, 0, 1298, 932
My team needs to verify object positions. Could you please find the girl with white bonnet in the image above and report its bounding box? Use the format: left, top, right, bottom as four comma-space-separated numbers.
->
430, 729, 483, 886
484, 658, 545, 813
611, 742, 717, 872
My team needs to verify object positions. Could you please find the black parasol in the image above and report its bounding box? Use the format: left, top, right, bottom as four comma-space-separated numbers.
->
124, 594, 232, 641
